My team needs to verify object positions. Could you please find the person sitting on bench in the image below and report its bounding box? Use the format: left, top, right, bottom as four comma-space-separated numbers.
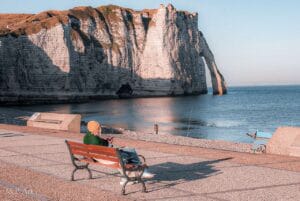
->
83, 121, 154, 185
83, 120, 113, 146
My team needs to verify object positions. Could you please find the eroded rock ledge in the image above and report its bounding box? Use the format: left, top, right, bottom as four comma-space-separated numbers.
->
0, 4, 226, 104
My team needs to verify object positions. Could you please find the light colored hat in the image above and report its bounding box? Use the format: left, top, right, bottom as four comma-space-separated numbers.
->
87, 121, 101, 134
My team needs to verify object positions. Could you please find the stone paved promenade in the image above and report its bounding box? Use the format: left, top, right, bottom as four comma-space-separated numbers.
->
0, 125, 299, 201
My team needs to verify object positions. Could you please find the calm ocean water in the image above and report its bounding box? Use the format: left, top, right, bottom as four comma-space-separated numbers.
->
1, 85, 300, 143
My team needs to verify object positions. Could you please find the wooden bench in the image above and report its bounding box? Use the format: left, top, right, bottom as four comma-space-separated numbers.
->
65, 140, 147, 195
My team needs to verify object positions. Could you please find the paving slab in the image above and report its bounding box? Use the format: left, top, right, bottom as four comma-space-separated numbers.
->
0, 126, 299, 201
211, 184, 300, 201
3, 143, 67, 155
0, 154, 60, 168
0, 161, 128, 201
0, 186, 37, 201
0, 149, 18, 157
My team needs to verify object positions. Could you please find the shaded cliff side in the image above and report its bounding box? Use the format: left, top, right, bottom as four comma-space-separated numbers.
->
0, 4, 226, 104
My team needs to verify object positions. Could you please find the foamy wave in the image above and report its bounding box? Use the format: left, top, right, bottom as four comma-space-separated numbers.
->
207, 120, 244, 128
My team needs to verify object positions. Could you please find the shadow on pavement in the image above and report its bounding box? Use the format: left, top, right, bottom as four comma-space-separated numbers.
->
146, 157, 232, 193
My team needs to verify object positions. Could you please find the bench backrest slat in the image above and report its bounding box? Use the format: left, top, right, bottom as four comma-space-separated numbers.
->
70, 146, 118, 158
68, 141, 117, 154
71, 149, 120, 163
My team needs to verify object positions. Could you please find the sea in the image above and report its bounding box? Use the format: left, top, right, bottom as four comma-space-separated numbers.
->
1, 85, 300, 143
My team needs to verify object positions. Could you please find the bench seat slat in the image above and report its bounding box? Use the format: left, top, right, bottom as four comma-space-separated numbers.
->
71, 150, 93, 159
86, 145, 117, 155
88, 154, 119, 163
79, 159, 120, 169
87, 153, 119, 163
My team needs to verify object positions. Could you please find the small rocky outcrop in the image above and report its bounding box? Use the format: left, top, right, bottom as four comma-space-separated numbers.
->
0, 4, 227, 104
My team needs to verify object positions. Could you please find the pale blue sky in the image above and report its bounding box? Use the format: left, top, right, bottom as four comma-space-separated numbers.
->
1, 0, 300, 86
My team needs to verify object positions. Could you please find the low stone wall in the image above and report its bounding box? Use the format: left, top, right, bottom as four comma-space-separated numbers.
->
267, 127, 300, 157
27, 112, 81, 133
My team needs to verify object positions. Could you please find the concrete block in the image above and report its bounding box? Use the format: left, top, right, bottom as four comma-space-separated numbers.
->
27, 112, 81, 133
267, 127, 300, 157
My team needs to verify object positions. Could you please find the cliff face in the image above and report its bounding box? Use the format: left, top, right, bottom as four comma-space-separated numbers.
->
0, 4, 226, 104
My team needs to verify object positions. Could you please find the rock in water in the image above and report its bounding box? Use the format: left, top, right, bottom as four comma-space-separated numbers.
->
0, 4, 227, 104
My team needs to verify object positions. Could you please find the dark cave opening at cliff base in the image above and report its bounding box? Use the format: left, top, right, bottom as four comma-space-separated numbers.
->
116, 84, 133, 98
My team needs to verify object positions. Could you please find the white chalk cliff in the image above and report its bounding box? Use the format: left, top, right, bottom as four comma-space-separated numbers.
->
0, 4, 227, 104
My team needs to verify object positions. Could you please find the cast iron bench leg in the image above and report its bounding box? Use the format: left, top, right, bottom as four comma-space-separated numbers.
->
71, 165, 92, 181
139, 178, 147, 193
85, 164, 93, 179
121, 180, 129, 195
71, 167, 78, 181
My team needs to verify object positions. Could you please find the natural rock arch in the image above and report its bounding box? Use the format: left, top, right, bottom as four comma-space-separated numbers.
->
199, 32, 227, 95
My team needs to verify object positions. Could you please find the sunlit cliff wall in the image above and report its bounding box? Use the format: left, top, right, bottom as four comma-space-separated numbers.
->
0, 4, 226, 104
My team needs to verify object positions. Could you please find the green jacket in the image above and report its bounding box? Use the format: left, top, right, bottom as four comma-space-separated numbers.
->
83, 131, 109, 146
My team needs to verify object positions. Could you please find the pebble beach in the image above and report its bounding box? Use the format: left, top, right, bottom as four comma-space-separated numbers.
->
110, 128, 253, 153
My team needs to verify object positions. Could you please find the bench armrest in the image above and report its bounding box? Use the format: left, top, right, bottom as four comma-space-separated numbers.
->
124, 164, 147, 173
138, 155, 146, 163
